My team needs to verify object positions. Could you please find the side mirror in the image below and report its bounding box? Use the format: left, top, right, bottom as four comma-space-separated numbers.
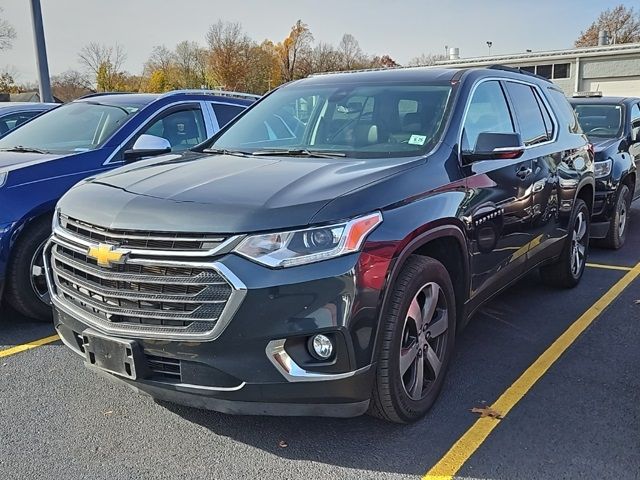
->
632, 126, 640, 144
124, 134, 171, 161
463, 132, 525, 162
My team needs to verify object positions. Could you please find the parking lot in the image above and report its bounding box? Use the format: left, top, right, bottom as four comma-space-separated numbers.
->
0, 201, 638, 480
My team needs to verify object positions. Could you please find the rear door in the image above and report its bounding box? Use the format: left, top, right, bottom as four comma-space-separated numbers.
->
461, 80, 534, 304
628, 102, 640, 199
503, 81, 566, 266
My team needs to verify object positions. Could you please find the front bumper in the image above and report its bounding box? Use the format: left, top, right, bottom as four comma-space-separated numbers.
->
52, 250, 382, 417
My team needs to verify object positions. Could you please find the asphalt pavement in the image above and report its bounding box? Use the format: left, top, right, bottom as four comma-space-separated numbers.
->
1, 201, 638, 480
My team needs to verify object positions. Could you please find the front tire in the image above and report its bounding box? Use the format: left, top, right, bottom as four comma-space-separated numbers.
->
369, 255, 456, 424
540, 198, 590, 288
5, 217, 53, 321
600, 184, 631, 250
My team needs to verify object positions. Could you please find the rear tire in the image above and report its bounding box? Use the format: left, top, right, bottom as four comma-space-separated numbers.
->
540, 199, 590, 288
369, 255, 456, 424
5, 217, 53, 321
600, 184, 631, 250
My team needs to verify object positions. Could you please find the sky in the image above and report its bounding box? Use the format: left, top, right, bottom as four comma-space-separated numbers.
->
0, 0, 636, 83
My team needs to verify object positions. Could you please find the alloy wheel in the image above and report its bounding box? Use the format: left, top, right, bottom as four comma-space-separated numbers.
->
618, 195, 628, 237
29, 239, 50, 304
570, 211, 588, 277
399, 282, 449, 401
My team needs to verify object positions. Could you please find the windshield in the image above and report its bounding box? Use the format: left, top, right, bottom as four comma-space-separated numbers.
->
208, 82, 452, 158
572, 103, 623, 138
0, 101, 139, 154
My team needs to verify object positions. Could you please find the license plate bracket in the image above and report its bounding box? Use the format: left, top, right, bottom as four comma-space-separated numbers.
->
82, 331, 145, 380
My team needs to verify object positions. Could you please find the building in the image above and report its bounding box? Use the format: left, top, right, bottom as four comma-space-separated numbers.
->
435, 43, 640, 97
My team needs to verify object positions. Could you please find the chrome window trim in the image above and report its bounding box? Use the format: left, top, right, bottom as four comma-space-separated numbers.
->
102, 100, 210, 166
457, 76, 560, 162
265, 339, 371, 383
45, 236, 248, 342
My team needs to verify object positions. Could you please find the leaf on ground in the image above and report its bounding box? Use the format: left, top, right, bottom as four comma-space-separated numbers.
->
470, 406, 503, 419
278, 440, 288, 448
103, 410, 113, 416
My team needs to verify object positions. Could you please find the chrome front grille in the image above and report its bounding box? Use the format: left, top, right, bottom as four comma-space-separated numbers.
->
59, 214, 236, 254
46, 220, 246, 341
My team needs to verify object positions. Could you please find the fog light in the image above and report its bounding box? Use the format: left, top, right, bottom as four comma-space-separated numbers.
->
310, 334, 333, 360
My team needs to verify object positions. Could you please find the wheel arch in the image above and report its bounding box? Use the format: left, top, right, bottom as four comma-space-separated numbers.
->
370, 224, 471, 366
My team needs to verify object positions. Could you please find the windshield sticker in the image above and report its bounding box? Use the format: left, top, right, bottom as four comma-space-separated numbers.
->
408, 134, 427, 145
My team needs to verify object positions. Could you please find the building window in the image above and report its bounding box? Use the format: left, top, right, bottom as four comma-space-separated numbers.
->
536, 65, 552, 79
552, 63, 570, 79
521, 66, 535, 74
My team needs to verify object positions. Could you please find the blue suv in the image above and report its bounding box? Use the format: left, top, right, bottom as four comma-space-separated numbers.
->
0, 90, 257, 320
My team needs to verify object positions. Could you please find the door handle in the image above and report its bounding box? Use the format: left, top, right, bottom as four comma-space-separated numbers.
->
516, 165, 532, 179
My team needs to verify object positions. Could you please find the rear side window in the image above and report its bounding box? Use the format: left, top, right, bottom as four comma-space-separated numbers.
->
630, 103, 640, 129
462, 80, 515, 152
212, 103, 245, 128
504, 82, 548, 146
547, 88, 581, 134
0, 111, 39, 134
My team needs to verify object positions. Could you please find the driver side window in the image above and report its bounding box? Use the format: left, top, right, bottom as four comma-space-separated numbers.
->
139, 108, 207, 152
462, 81, 515, 152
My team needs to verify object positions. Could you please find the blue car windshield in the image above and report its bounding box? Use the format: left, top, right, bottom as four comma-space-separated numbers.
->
210, 82, 453, 158
0, 101, 140, 154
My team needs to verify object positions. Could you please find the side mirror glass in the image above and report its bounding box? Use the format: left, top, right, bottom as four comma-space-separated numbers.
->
632, 126, 640, 143
124, 134, 171, 161
463, 132, 525, 162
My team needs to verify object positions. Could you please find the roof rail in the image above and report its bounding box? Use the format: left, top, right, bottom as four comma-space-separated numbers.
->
158, 89, 261, 101
77, 92, 134, 100
486, 64, 552, 83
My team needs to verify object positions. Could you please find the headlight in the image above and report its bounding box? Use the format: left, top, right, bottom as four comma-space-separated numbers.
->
594, 159, 612, 178
0, 171, 7, 188
234, 212, 383, 268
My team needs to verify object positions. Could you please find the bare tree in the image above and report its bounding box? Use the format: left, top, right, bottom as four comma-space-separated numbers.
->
408, 53, 447, 66
51, 70, 93, 101
145, 45, 174, 74
78, 42, 127, 90
338, 34, 365, 70
0, 8, 16, 51
576, 4, 640, 47
307, 42, 343, 74
174, 41, 205, 88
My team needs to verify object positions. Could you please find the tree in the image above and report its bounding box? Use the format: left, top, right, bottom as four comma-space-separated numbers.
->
338, 33, 366, 70
0, 71, 18, 93
276, 20, 314, 82
370, 54, 400, 69
51, 70, 93, 101
408, 53, 447, 66
575, 4, 640, 47
0, 8, 16, 51
206, 21, 254, 91
78, 42, 128, 91
174, 41, 207, 88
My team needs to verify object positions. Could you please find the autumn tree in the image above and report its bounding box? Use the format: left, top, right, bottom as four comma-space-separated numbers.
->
276, 20, 314, 82
0, 8, 16, 51
174, 41, 208, 88
338, 34, 367, 70
78, 42, 128, 91
0, 71, 18, 93
206, 21, 253, 91
370, 54, 399, 69
51, 70, 93, 101
575, 4, 640, 47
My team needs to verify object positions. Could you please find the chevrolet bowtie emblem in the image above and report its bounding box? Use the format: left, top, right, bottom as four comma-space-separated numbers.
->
87, 243, 128, 268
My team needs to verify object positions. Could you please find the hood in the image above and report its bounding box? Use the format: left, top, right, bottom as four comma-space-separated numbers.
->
588, 137, 622, 160
58, 151, 422, 233
0, 151, 64, 170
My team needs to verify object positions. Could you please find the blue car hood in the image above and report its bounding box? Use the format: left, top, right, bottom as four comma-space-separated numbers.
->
0, 151, 64, 170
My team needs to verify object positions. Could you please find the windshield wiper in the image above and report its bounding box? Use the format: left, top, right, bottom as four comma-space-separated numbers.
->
252, 149, 346, 159
0, 145, 49, 154
202, 147, 253, 157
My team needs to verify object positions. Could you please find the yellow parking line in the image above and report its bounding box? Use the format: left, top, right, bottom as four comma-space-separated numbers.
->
0, 334, 60, 359
586, 262, 633, 272
424, 262, 640, 480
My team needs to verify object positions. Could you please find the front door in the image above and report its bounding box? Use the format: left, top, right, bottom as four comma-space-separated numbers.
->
628, 102, 640, 199
460, 80, 534, 306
